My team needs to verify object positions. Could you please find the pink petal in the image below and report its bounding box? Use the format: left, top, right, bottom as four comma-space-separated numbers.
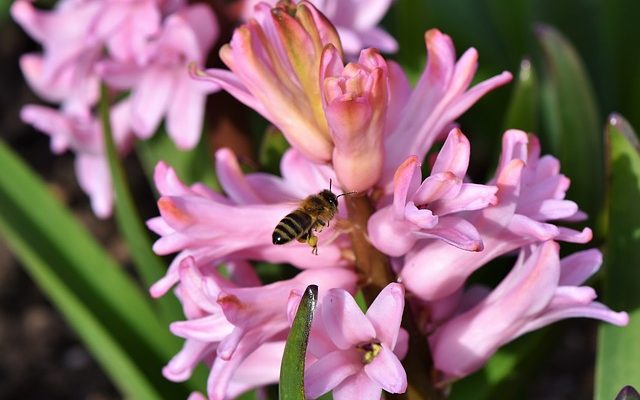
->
333, 371, 382, 400
368, 206, 419, 257
206, 331, 263, 400
163, 339, 211, 382
430, 183, 498, 215
364, 345, 407, 394
357, 27, 398, 53
280, 148, 337, 197
516, 302, 629, 337
21, 104, 72, 153
443, 71, 512, 120
304, 350, 361, 399
74, 154, 113, 219
322, 289, 376, 350
226, 341, 285, 399
508, 214, 559, 240
431, 242, 561, 378
215, 148, 263, 205
170, 314, 234, 341
414, 216, 483, 252
351, 0, 394, 30
556, 227, 593, 243
393, 329, 409, 360
131, 66, 174, 138
404, 202, 438, 229
166, 73, 208, 150
495, 130, 529, 176
528, 199, 579, 221
559, 249, 602, 286
546, 286, 597, 310
412, 172, 461, 205
190, 65, 269, 119
177, 257, 220, 313
431, 128, 470, 177
392, 156, 422, 218
178, 4, 218, 56
365, 283, 405, 348
153, 161, 191, 196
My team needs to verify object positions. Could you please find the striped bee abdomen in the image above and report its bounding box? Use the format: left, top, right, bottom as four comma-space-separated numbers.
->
272, 210, 313, 245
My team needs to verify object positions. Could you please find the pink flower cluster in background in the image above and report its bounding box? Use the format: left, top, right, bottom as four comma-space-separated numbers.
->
12, 0, 219, 217
142, 2, 627, 399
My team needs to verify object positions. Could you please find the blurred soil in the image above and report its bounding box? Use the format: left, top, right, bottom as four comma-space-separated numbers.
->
0, 9, 601, 400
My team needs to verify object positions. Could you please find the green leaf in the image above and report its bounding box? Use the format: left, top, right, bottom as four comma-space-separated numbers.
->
502, 59, 538, 132
99, 85, 183, 324
0, 140, 188, 398
136, 126, 219, 191
279, 284, 318, 400
390, 0, 429, 80
537, 25, 603, 220
595, 114, 640, 400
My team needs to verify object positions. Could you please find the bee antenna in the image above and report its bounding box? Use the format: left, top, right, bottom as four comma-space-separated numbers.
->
336, 191, 357, 199
329, 179, 332, 192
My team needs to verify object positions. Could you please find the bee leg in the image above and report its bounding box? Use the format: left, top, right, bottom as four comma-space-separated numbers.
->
307, 234, 318, 255
315, 219, 326, 233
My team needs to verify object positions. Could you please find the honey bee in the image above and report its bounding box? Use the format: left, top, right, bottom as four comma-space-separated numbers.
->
272, 181, 353, 255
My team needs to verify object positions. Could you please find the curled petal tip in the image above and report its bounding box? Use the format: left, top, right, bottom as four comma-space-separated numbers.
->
188, 61, 208, 79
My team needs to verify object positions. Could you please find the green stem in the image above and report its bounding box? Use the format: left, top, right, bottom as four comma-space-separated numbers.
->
345, 194, 446, 400
98, 84, 183, 326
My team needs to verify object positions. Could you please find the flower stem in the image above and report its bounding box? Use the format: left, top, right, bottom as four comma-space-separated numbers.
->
345, 194, 445, 400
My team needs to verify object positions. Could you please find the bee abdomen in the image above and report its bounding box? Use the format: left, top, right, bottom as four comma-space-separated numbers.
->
272, 211, 312, 245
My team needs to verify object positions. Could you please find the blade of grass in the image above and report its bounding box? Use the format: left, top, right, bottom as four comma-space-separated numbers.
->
595, 114, 640, 400
0, 139, 191, 398
0, 221, 164, 399
99, 85, 183, 323
279, 285, 318, 400
537, 25, 603, 221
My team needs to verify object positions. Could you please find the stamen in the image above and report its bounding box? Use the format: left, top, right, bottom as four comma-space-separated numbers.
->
357, 341, 382, 364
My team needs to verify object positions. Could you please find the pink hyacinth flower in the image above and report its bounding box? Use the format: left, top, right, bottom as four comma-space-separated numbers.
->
20, 102, 133, 218
295, 283, 408, 399
11, 0, 103, 113
369, 128, 498, 256
429, 241, 629, 381
163, 257, 357, 399
99, 4, 219, 149
380, 29, 512, 189
320, 46, 388, 191
242, 0, 397, 55
192, 1, 342, 163
400, 129, 593, 301
147, 147, 350, 298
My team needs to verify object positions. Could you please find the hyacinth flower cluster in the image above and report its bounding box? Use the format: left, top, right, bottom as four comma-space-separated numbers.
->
7, 0, 630, 398
13, 0, 395, 219
140, 2, 629, 399
12, 0, 218, 217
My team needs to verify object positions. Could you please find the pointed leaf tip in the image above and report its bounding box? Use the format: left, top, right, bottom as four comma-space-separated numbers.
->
615, 386, 640, 400
279, 284, 318, 400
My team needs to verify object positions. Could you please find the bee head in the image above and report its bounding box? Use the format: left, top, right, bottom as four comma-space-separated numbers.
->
320, 189, 338, 207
